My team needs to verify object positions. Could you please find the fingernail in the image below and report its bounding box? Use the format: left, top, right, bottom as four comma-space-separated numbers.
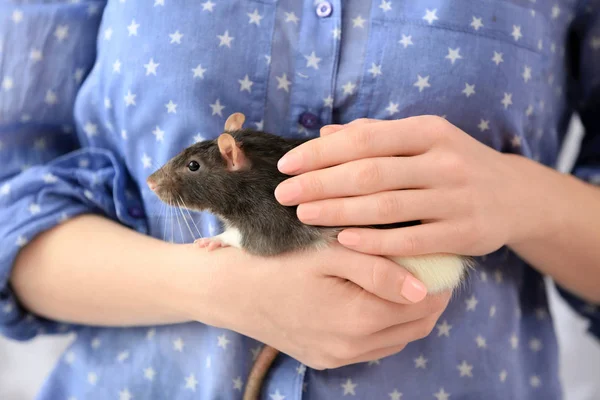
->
297, 204, 321, 221
400, 275, 427, 303
338, 231, 360, 246
277, 152, 302, 174
274, 181, 302, 203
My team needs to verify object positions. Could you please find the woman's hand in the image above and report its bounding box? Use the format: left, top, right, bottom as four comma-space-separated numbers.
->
274, 116, 550, 258
203, 243, 450, 370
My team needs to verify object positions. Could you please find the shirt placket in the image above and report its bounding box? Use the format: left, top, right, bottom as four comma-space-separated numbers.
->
288, 0, 342, 137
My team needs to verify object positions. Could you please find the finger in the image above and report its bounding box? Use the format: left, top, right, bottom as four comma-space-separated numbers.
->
338, 222, 461, 257
323, 249, 428, 304
277, 116, 442, 174
320, 118, 378, 137
275, 155, 434, 205
296, 189, 446, 226
339, 343, 407, 368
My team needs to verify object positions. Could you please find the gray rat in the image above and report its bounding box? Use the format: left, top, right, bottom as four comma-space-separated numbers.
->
147, 112, 473, 400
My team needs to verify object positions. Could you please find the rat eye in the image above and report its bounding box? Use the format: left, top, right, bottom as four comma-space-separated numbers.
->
187, 161, 200, 171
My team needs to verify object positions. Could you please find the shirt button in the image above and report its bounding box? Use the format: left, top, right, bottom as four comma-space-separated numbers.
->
316, 1, 332, 18
299, 112, 320, 129
128, 205, 145, 219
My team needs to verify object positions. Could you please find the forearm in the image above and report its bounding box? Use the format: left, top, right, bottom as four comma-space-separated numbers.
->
505, 154, 600, 303
10, 214, 223, 327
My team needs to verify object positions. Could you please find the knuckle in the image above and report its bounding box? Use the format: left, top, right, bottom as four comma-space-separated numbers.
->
304, 175, 325, 197
354, 160, 381, 191
399, 233, 420, 255
375, 192, 401, 220
415, 319, 436, 340
350, 118, 371, 126
331, 339, 360, 361
351, 126, 375, 150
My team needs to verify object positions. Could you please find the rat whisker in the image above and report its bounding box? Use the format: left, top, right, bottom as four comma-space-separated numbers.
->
174, 198, 185, 243
176, 198, 196, 242
162, 198, 169, 243
177, 194, 202, 239
169, 196, 174, 243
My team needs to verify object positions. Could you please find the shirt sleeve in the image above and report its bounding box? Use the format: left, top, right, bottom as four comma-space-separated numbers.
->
0, 1, 147, 341
556, 2, 600, 340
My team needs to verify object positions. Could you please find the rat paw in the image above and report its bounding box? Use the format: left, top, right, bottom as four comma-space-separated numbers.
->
194, 238, 230, 251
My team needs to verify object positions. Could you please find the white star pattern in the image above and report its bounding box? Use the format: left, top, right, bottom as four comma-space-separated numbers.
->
87, 372, 98, 385
144, 367, 156, 381
217, 334, 230, 349
368, 63, 382, 77
165, 101, 177, 113
522, 65, 532, 83
210, 99, 225, 116
436, 320, 452, 337
510, 334, 519, 349
2, 77, 13, 91
104, 27, 113, 40
16, 235, 28, 247
202, 0, 215, 12
462, 83, 476, 97
248, 9, 263, 25
502, 93, 513, 109
530, 376, 541, 388
511, 25, 522, 41
296, 364, 307, 375
11, 10, 23, 23
113, 60, 122, 73
414, 75, 431, 92
457, 360, 474, 377
233, 376, 243, 390
552, 5, 561, 19
173, 338, 184, 351
277, 74, 291, 92
304, 51, 321, 69
399, 34, 413, 48
379, 0, 392, 12
269, 390, 286, 400
341, 378, 357, 395
529, 338, 542, 352
45, 90, 58, 105
466, 295, 478, 311
285, 12, 299, 24
30, 49, 43, 62
124, 90, 136, 106
414, 354, 428, 369
352, 15, 366, 28
128, 20, 140, 36
324, 95, 334, 107
389, 389, 402, 400
218, 30, 234, 47
471, 16, 484, 30
332, 27, 342, 40
144, 58, 159, 76
445, 47, 463, 64
478, 119, 490, 132
500, 370, 508, 382
185, 374, 198, 391
119, 389, 132, 400
192, 64, 207, 79
475, 335, 487, 348
170, 30, 183, 44
54, 25, 69, 41
142, 153, 152, 169
434, 388, 450, 400
342, 81, 357, 95
423, 9, 438, 25
492, 51, 504, 65
91, 338, 101, 349
386, 102, 399, 115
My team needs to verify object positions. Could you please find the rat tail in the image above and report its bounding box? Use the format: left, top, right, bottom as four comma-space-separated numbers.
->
242, 345, 280, 400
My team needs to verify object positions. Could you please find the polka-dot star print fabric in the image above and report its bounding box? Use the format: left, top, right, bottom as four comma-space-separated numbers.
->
1, 1, 599, 399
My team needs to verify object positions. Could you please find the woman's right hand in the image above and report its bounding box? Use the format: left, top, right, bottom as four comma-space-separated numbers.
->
196, 243, 451, 370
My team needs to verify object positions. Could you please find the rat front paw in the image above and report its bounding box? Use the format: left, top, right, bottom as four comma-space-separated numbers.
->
194, 238, 230, 251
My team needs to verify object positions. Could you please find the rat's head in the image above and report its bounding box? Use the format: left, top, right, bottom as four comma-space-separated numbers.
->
146, 112, 253, 212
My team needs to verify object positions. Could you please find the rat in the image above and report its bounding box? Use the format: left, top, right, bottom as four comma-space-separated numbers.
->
146, 112, 474, 400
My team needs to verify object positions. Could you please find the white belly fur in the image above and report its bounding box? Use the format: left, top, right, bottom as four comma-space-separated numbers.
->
387, 253, 472, 294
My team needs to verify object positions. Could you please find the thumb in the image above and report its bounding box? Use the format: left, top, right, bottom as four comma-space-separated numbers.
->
323, 248, 428, 304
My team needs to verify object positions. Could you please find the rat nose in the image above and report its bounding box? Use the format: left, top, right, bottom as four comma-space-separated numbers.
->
147, 177, 157, 192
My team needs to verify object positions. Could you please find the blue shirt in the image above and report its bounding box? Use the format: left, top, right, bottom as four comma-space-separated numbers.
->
1, 1, 600, 399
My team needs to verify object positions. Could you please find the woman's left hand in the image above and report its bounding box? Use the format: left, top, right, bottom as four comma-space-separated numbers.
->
274, 115, 546, 258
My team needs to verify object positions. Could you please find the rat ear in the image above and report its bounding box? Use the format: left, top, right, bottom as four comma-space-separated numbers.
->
224, 112, 246, 131
217, 133, 249, 171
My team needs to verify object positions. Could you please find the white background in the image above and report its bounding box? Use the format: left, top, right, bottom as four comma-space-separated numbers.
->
0, 116, 599, 399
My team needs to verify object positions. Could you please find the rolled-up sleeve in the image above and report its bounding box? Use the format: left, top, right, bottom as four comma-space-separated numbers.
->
0, 1, 146, 340
558, 2, 600, 340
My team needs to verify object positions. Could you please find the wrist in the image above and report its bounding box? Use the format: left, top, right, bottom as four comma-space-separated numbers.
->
501, 153, 565, 246
162, 244, 250, 329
